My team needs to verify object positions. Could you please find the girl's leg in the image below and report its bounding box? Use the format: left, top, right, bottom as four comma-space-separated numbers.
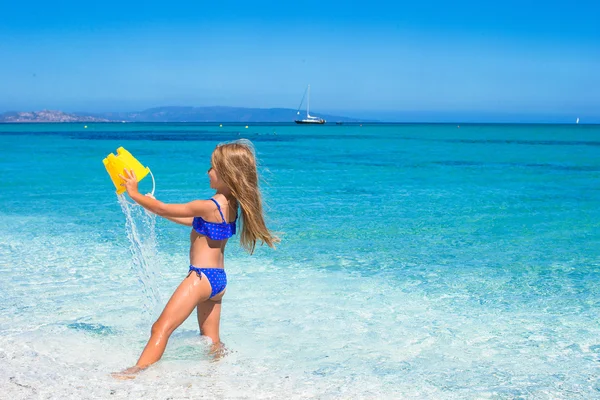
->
135, 272, 212, 368
197, 299, 222, 349
197, 288, 226, 359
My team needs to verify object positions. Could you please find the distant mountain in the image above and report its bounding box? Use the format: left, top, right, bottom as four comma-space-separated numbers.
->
0, 106, 366, 123
90, 106, 365, 123
0, 110, 109, 123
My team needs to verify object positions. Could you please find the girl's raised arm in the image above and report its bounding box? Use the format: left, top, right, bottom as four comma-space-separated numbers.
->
120, 169, 212, 218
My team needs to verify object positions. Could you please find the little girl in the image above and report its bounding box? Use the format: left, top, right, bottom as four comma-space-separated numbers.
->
114, 139, 278, 378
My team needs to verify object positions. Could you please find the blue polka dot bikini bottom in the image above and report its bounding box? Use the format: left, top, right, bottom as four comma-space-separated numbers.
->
188, 266, 227, 298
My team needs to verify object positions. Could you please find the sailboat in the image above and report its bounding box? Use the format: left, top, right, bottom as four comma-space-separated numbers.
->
295, 85, 326, 124
576, 117, 580, 124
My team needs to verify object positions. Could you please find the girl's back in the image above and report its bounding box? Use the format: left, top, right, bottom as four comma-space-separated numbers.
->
189, 195, 238, 268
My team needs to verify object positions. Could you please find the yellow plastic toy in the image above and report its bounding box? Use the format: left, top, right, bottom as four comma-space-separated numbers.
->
103, 147, 152, 195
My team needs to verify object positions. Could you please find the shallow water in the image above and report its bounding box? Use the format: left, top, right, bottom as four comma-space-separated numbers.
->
1, 123, 599, 399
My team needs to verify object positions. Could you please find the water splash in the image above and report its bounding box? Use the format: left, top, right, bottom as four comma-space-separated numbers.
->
117, 195, 162, 318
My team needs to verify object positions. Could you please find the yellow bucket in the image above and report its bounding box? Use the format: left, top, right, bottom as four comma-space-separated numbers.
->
103, 147, 151, 195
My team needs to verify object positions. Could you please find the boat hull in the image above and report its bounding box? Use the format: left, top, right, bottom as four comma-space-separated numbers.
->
295, 120, 326, 124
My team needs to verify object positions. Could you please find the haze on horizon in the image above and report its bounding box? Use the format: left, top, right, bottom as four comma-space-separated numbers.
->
1, 0, 599, 123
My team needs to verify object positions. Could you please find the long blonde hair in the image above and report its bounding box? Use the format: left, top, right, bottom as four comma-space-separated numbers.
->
211, 139, 279, 254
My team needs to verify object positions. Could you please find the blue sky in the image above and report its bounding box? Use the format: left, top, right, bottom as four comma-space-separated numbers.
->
1, 0, 599, 122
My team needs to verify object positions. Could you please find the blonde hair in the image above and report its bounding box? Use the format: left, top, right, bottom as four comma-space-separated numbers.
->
211, 139, 279, 254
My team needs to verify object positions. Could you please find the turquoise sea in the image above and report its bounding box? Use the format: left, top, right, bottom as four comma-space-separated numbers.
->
1, 123, 599, 399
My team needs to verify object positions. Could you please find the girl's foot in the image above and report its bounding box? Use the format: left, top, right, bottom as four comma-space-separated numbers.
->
209, 342, 228, 361
111, 366, 144, 380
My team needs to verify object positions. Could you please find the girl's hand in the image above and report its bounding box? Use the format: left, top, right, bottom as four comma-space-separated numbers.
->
118, 169, 139, 195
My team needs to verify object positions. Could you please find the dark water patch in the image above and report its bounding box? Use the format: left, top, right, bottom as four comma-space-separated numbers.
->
523, 163, 600, 171
0, 129, 379, 142
68, 131, 292, 142
395, 136, 600, 147
0, 130, 295, 143
327, 160, 397, 168
451, 139, 600, 147
67, 322, 116, 336
1, 129, 220, 137
284, 134, 377, 140
433, 161, 482, 167
432, 161, 600, 172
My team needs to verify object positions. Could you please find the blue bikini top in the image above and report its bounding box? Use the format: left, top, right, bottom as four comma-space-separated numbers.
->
193, 198, 237, 240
